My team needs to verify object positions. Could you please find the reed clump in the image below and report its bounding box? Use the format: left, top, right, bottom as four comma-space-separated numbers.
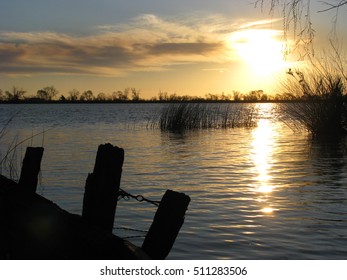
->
155, 103, 257, 132
278, 69, 347, 138
1, 113, 51, 179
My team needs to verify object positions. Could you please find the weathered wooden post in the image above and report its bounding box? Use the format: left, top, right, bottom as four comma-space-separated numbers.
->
82, 143, 124, 232
142, 189, 190, 259
0, 174, 147, 259
18, 147, 44, 193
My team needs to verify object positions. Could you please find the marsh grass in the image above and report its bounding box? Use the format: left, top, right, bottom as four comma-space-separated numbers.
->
278, 68, 347, 138
153, 103, 257, 132
0, 113, 51, 180
0, 112, 18, 177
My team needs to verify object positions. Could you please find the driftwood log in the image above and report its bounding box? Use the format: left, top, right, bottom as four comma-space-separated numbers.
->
0, 143, 191, 260
0, 174, 147, 259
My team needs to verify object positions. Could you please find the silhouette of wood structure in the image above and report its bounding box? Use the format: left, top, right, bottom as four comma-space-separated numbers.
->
0, 144, 190, 260
18, 147, 44, 193
142, 189, 190, 259
82, 144, 124, 232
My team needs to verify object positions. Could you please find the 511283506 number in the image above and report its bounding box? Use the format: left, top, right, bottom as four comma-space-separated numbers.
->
193, 266, 247, 276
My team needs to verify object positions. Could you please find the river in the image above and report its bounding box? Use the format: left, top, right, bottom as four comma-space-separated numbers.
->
1, 103, 346, 259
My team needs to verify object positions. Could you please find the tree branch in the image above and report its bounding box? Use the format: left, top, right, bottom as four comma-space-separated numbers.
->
318, 1, 347, 13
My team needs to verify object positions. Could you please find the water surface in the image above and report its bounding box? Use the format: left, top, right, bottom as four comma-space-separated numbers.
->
1, 103, 346, 259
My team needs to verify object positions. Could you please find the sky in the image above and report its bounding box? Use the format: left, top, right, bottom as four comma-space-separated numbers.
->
0, 0, 346, 99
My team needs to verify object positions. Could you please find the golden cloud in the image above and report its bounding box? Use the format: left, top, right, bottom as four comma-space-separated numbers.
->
0, 14, 281, 77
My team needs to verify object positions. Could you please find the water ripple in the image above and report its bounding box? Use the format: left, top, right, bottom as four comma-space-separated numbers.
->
1, 103, 347, 259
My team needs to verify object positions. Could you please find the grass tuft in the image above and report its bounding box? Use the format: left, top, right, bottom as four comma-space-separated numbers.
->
278, 69, 347, 138
153, 103, 257, 132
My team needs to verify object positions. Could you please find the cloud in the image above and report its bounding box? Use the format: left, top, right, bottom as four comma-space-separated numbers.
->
0, 31, 142, 76
0, 14, 280, 78
239, 18, 282, 29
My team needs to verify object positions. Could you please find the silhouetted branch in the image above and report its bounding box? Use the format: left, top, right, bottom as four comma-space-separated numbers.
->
317, 1, 347, 12
254, 0, 347, 56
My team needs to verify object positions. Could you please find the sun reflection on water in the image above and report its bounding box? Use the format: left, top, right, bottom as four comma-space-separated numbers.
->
251, 107, 278, 214
261, 207, 274, 214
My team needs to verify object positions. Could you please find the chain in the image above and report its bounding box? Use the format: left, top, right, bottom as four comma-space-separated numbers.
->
116, 189, 160, 239
118, 188, 160, 207
114, 226, 148, 240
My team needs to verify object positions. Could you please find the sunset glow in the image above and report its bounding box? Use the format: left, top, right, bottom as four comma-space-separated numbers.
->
252, 118, 275, 194
229, 29, 290, 78
0, 1, 345, 98
251, 107, 280, 215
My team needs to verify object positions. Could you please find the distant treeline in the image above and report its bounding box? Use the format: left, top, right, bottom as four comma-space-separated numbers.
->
0, 86, 305, 103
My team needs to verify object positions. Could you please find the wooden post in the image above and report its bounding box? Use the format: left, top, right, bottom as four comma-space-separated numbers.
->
82, 144, 124, 232
0, 174, 148, 259
18, 147, 44, 193
141, 189, 190, 259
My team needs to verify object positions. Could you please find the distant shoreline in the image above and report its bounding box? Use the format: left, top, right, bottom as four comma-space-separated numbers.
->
0, 99, 296, 104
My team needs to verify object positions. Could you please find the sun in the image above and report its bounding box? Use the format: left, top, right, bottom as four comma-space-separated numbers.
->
228, 29, 290, 78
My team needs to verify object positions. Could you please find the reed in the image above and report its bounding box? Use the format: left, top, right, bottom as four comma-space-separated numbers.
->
155, 103, 257, 132
278, 69, 347, 138
0, 113, 52, 179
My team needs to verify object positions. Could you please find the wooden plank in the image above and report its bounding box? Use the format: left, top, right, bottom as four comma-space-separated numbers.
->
82, 144, 124, 232
0, 174, 148, 259
18, 147, 44, 193
142, 189, 190, 259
